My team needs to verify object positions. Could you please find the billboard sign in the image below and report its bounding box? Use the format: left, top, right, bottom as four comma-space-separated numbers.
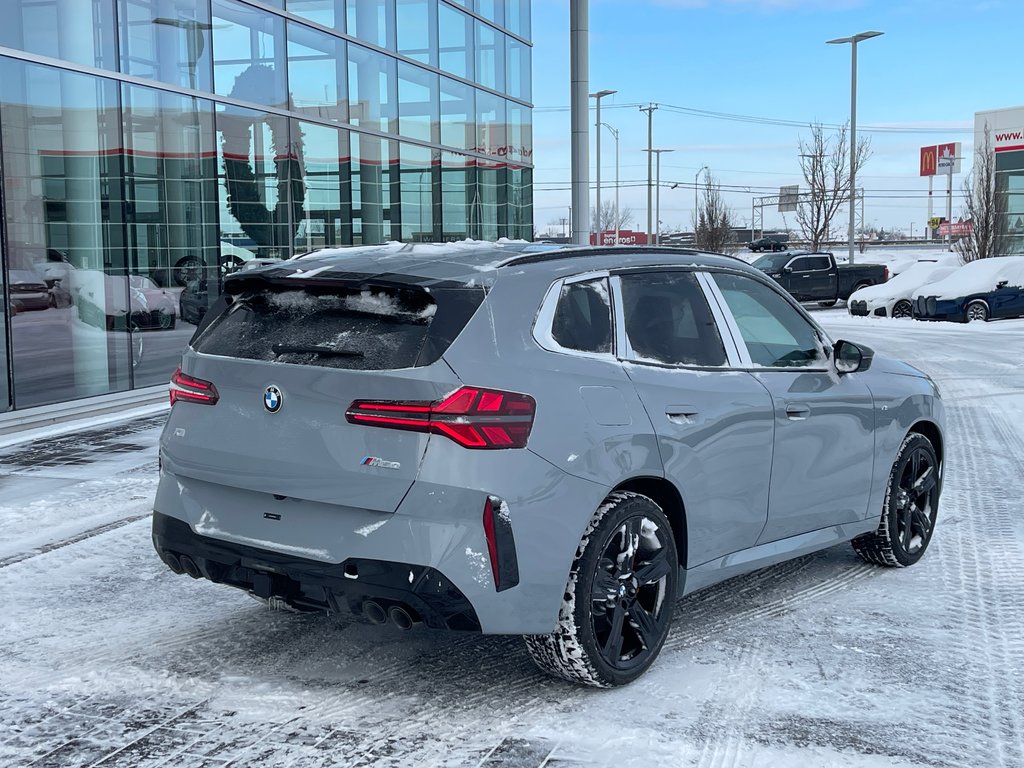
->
937, 142, 962, 175
939, 220, 972, 237
590, 230, 649, 246
778, 185, 800, 212
919, 146, 937, 176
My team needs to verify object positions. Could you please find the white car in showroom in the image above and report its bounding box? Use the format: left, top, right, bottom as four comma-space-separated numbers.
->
848, 256, 959, 318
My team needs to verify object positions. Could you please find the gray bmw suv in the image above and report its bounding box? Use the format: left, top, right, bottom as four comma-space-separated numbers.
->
153, 243, 944, 687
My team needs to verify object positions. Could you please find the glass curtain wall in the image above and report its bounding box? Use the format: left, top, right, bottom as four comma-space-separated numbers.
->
996, 152, 1024, 255
0, 0, 532, 411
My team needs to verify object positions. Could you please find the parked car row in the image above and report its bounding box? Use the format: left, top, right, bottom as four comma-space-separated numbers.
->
848, 255, 1024, 323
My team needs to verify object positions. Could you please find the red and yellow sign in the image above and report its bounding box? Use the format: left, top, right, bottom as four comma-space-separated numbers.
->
920, 146, 937, 176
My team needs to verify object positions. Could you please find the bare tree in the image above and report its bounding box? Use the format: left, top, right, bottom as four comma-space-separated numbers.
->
590, 200, 634, 232
692, 173, 734, 253
795, 122, 871, 251
956, 126, 1007, 263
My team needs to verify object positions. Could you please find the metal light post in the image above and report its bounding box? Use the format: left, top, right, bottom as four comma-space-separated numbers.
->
590, 89, 616, 245
601, 122, 620, 246
694, 165, 708, 229
827, 30, 883, 265
570, 1, 590, 245
645, 148, 674, 244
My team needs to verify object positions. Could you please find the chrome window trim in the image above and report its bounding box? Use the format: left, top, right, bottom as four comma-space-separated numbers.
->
696, 271, 749, 368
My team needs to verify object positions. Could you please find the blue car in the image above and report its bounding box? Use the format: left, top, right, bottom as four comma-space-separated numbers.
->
913, 256, 1024, 322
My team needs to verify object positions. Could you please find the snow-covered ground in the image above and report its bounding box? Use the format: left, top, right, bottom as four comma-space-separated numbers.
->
2, 314, 1023, 767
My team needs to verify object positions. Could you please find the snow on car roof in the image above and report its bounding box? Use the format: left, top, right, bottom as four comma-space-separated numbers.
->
850, 258, 960, 302
913, 256, 1024, 301
227, 241, 752, 291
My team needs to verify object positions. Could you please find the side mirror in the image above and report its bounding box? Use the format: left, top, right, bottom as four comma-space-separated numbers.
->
834, 339, 874, 374
782, 266, 793, 275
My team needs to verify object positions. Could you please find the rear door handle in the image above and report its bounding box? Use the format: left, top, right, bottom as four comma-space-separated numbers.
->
785, 403, 811, 420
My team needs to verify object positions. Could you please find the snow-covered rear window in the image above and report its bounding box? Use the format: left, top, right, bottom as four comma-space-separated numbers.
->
551, 278, 612, 353
194, 286, 439, 370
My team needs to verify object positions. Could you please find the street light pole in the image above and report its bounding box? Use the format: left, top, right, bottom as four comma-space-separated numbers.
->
827, 30, 883, 265
601, 122, 620, 246
645, 148, 674, 245
590, 89, 617, 245
694, 165, 708, 230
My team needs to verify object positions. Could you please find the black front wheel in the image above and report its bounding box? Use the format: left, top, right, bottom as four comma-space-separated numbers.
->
853, 433, 940, 567
524, 492, 678, 687
892, 300, 913, 319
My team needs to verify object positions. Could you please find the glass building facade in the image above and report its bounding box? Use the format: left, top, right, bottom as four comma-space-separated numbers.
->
0, 0, 532, 412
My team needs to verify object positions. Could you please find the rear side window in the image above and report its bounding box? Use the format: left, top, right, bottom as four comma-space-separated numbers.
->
195, 286, 442, 370
551, 278, 612, 353
620, 272, 727, 367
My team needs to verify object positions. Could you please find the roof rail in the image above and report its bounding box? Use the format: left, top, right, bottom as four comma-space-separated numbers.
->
497, 245, 747, 268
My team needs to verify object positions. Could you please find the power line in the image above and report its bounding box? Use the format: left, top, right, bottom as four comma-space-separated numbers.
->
533, 101, 970, 135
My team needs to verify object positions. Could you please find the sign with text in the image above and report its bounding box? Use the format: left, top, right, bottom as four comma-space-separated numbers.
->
937, 142, 962, 175
920, 146, 937, 176
590, 230, 649, 246
939, 220, 972, 237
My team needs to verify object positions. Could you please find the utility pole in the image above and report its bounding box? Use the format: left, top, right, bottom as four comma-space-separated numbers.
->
570, 1, 590, 245
640, 103, 658, 243
645, 148, 674, 245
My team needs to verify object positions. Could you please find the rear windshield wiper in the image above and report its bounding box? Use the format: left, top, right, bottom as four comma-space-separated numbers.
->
271, 343, 365, 358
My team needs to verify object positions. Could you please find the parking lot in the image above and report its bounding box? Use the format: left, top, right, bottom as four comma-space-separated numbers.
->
2, 311, 1023, 768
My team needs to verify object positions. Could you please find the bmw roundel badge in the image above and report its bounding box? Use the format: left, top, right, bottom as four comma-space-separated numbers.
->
264, 385, 283, 413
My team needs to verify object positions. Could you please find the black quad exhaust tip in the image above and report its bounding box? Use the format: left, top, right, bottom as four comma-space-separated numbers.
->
363, 600, 388, 625
179, 554, 202, 579
161, 551, 184, 575
388, 605, 420, 631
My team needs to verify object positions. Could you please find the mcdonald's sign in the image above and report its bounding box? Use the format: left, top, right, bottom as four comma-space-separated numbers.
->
920, 145, 937, 176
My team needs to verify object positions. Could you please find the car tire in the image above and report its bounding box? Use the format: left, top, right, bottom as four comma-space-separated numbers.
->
157, 310, 175, 330
966, 301, 989, 323
852, 432, 940, 568
892, 300, 913, 319
818, 299, 839, 308
852, 281, 871, 294
523, 491, 678, 688
174, 256, 202, 287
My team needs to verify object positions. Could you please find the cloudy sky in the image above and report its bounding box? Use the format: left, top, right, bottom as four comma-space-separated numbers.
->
528, 0, 1021, 236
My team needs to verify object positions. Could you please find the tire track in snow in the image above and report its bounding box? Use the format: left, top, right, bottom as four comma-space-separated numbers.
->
692, 640, 763, 768
935, 402, 1024, 768
0, 514, 150, 570
664, 554, 875, 654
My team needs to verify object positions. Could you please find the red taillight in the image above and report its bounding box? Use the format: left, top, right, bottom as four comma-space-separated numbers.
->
169, 367, 219, 406
345, 386, 535, 449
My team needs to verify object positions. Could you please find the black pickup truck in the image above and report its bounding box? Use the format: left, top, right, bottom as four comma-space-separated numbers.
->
752, 251, 889, 305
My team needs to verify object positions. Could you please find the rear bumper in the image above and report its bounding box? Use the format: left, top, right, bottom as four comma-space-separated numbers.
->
152, 511, 481, 631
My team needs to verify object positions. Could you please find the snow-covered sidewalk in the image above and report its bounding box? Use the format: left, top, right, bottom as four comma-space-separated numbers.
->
1, 315, 1022, 767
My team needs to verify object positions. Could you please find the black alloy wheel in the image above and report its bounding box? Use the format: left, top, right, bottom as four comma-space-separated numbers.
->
966, 301, 989, 323
853, 433, 940, 567
892, 300, 913, 319
590, 514, 674, 672
524, 492, 678, 687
